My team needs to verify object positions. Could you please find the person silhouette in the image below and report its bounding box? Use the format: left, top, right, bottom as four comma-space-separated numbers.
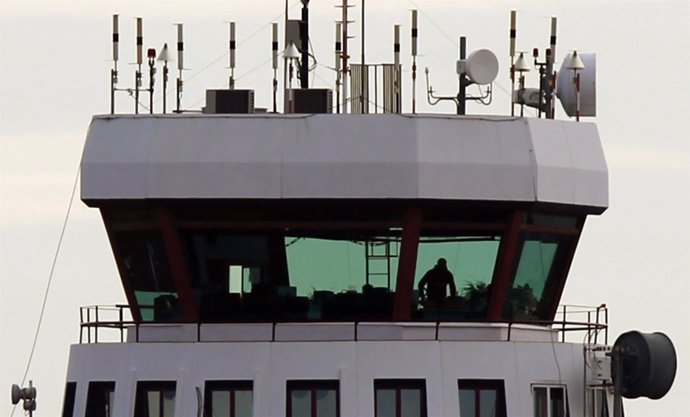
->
418, 258, 457, 307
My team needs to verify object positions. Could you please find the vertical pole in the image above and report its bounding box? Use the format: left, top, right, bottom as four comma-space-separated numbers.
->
393, 208, 422, 320
342, 0, 349, 113
411, 10, 418, 114
229, 22, 236, 89
272, 22, 279, 113
510, 10, 516, 116
575, 71, 581, 122
283, 0, 289, 112
176, 23, 184, 113
162, 51, 168, 114
458, 36, 467, 115
111, 14, 119, 115
361, 0, 366, 113
135, 17, 143, 114
300, 2, 309, 89
547, 16, 557, 119
394, 25, 401, 114
335, 22, 342, 113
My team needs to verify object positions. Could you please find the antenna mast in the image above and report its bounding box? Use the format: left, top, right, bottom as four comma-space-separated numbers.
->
175, 23, 184, 113
111, 14, 119, 114
335, 22, 342, 113
229, 22, 236, 89
135, 17, 143, 114
299, 0, 310, 88
272, 22, 279, 112
509, 10, 516, 116
411, 9, 418, 114
546, 16, 557, 118
338, 0, 352, 113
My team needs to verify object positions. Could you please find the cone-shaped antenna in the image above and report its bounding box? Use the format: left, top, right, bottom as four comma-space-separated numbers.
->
565, 50, 585, 70
515, 52, 531, 72
157, 43, 172, 62
284, 42, 300, 59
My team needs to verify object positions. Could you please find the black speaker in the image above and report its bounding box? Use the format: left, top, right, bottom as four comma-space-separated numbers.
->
293, 88, 333, 114
204, 89, 255, 114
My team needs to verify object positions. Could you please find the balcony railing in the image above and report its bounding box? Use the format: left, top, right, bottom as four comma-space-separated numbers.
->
78, 303, 607, 345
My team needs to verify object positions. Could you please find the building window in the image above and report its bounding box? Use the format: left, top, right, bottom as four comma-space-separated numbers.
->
85, 381, 115, 417
533, 385, 569, 417
374, 379, 427, 417
61, 382, 77, 417
458, 379, 506, 417
204, 381, 253, 417
286, 380, 339, 417
134, 381, 177, 417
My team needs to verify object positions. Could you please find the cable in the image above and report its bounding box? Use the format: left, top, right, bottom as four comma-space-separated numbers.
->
9, 164, 81, 417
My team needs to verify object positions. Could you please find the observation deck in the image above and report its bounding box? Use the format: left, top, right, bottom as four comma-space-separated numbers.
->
80, 113, 608, 325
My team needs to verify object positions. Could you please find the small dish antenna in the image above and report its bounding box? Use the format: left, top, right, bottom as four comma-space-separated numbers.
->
464, 49, 499, 85
557, 52, 596, 118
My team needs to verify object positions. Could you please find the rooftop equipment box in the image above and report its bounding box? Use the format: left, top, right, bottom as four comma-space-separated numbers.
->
293, 89, 333, 114
204, 89, 255, 114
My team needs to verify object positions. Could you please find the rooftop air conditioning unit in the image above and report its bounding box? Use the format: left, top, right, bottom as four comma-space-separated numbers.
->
204, 89, 255, 114
293, 89, 333, 114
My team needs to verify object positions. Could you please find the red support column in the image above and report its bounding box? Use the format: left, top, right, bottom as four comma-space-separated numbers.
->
101, 209, 143, 322
393, 208, 422, 321
487, 211, 523, 321
156, 207, 199, 322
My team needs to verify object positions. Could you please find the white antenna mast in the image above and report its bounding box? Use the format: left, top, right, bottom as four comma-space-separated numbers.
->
547, 16, 557, 118
335, 21, 342, 113
411, 9, 418, 114
175, 23, 184, 113
394, 24, 401, 113
157, 43, 172, 113
135, 17, 143, 114
338, 0, 352, 114
272, 22, 279, 112
111, 14, 119, 114
229, 21, 236, 89
509, 10, 516, 116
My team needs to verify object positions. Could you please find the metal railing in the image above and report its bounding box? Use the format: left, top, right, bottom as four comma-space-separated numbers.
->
79, 303, 608, 345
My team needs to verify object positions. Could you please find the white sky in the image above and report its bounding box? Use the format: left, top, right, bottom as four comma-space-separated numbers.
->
1, 1, 688, 416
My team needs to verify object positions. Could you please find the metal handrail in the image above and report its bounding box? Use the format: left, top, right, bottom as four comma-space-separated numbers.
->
78, 304, 608, 345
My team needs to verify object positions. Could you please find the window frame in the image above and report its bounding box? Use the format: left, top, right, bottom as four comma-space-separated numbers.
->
457, 379, 506, 417
286, 380, 340, 417
374, 379, 428, 417
532, 384, 570, 417
204, 380, 253, 417
133, 381, 177, 417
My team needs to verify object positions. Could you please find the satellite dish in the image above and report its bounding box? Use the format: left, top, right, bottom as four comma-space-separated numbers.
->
465, 49, 499, 85
557, 52, 596, 117
612, 331, 677, 400
11, 384, 21, 405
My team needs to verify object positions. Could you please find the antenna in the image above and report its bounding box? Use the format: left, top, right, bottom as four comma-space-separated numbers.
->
299, 0, 310, 89
147, 47, 156, 114
135, 17, 143, 114
509, 10, 516, 116
337, 0, 353, 113
284, 42, 300, 113
272, 22, 279, 112
11, 381, 37, 416
111, 14, 119, 114
546, 16, 557, 118
394, 24, 401, 113
229, 21, 236, 89
175, 23, 184, 113
335, 21, 342, 113
157, 43, 172, 113
360, 0, 366, 111
411, 9, 418, 114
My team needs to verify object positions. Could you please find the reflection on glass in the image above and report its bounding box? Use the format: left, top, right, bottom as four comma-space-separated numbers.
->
147, 392, 159, 417
315, 389, 337, 417
162, 391, 175, 417
505, 233, 571, 321
459, 389, 475, 417
212, 391, 231, 417
376, 389, 396, 417
291, 390, 310, 417
479, 390, 497, 417
235, 391, 253, 417
400, 389, 421, 417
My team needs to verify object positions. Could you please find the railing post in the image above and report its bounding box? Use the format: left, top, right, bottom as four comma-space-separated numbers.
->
119, 306, 124, 343
604, 307, 609, 345
561, 305, 566, 342
79, 307, 84, 344
95, 305, 100, 343
87, 308, 91, 343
